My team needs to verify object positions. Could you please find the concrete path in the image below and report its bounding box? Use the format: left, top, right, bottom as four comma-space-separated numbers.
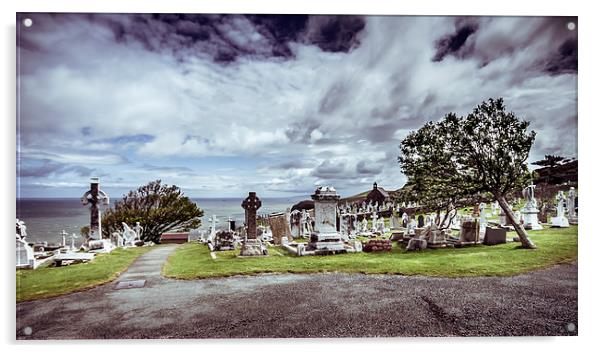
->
16, 245, 578, 339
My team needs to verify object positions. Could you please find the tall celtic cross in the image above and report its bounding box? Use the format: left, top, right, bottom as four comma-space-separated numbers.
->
80, 177, 110, 241
242, 192, 262, 239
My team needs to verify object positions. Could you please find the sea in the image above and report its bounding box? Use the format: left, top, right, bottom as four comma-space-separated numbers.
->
16, 197, 306, 246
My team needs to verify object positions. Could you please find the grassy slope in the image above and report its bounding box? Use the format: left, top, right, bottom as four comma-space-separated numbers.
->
17, 246, 154, 302
163, 225, 577, 280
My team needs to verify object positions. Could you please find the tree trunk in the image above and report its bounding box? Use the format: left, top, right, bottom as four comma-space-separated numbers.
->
496, 194, 537, 249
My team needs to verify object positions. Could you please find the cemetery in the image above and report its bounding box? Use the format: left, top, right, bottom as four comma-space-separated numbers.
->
15, 98, 579, 338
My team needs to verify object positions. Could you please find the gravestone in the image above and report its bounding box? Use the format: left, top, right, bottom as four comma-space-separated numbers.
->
268, 212, 292, 245
214, 230, 235, 251
567, 187, 578, 225
80, 177, 110, 244
208, 215, 219, 243
479, 203, 488, 235
458, 220, 480, 245
371, 212, 378, 233
121, 222, 138, 247
521, 184, 543, 230
417, 215, 425, 228
483, 227, 507, 246
425, 224, 447, 248
551, 191, 570, 228
307, 186, 345, 253
240, 192, 268, 256
60, 230, 68, 247
16, 219, 35, 269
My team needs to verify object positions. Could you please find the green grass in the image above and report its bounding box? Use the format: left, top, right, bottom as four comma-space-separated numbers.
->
16, 246, 155, 302
163, 226, 577, 279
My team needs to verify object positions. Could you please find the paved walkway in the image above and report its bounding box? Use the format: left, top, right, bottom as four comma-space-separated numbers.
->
16, 245, 578, 339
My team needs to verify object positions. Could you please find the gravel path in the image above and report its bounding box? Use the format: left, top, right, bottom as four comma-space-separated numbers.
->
16, 245, 578, 339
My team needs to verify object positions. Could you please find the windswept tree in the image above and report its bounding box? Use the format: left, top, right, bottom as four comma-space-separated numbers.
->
102, 180, 203, 243
399, 98, 537, 249
398, 119, 472, 229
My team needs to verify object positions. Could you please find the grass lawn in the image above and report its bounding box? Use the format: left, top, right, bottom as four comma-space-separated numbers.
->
16, 246, 155, 302
163, 225, 577, 279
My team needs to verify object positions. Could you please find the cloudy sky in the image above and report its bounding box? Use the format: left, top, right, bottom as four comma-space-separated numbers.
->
16, 14, 577, 198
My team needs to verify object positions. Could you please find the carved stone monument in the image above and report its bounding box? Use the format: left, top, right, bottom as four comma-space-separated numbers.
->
567, 187, 578, 225
307, 186, 346, 253
16, 219, 36, 269
80, 177, 110, 244
521, 184, 543, 230
240, 192, 268, 256
551, 190, 570, 228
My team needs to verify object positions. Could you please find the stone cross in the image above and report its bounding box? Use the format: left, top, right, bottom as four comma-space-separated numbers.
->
242, 192, 262, 239
70, 233, 79, 251
371, 211, 378, 232
60, 230, 68, 247
80, 177, 110, 241
209, 215, 219, 240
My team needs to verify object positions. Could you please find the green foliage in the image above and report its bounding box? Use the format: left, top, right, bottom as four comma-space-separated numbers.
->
102, 180, 203, 243
399, 98, 537, 247
163, 226, 577, 279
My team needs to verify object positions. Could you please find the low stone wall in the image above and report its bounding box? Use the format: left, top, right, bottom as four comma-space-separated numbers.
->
362, 239, 392, 252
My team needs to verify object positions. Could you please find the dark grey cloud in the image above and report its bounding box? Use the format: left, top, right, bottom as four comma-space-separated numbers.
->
16, 14, 577, 197
356, 161, 381, 175
433, 19, 478, 62
304, 16, 365, 53
545, 38, 577, 74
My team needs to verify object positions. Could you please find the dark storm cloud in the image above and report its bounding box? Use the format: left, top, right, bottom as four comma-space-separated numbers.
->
63, 13, 363, 65
433, 19, 478, 62
545, 38, 577, 74
16, 14, 577, 197
304, 16, 365, 53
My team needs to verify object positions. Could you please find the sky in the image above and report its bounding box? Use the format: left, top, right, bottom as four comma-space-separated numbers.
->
16, 14, 578, 199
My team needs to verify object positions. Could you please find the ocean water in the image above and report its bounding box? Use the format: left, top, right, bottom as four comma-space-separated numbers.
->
16, 196, 305, 245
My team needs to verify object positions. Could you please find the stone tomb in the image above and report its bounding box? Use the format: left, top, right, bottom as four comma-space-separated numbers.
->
282, 186, 362, 256
483, 227, 507, 246
307, 186, 346, 252
213, 230, 236, 251
456, 219, 480, 246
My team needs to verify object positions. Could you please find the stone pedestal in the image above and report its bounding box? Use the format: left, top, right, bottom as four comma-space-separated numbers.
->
483, 227, 507, 245
521, 207, 543, 230
239, 238, 267, 256
551, 215, 570, 228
